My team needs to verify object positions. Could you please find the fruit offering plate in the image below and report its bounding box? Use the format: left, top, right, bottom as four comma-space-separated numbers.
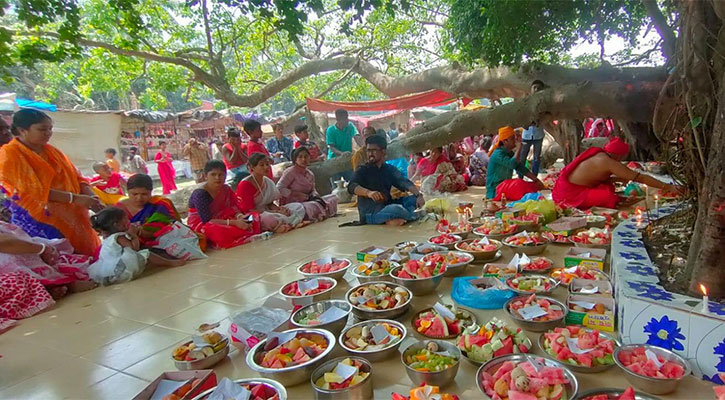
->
570, 228, 611, 248
297, 257, 352, 278
421, 251, 473, 268
428, 233, 462, 246
538, 326, 620, 373
506, 274, 559, 295
543, 231, 574, 244
456, 317, 532, 366
505, 294, 566, 331
575, 387, 659, 400
613, 344, 690, 395
346, 282, 412, 319
510, 213, 542, 227
351, 259, 398, 281
455, 239, 502, 261
473, 218, 520, 239
436, 220, 473, 237
312, 356, 371, 391
280, 277, 336, 298
477, 354, 578, 400
391, 384, 460, 400
569, 279, 613, 296
519, 256, 555, 273
482, 262, 517, 278
551, 267, 610, 286
402, 341, 460, 374
504, 232, 550, 255
340, 320, 405, 353
250, 329, 331, 370
192, 378, 286, 400
412, 304, 477, 339
393, 260, 446, 279
172, 331, 230, 370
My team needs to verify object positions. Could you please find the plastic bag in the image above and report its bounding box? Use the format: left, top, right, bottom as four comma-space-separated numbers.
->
229, 305, 291, 352
512, 199, 557, 224
451, 276, 515, 309
153, 221, 207, 260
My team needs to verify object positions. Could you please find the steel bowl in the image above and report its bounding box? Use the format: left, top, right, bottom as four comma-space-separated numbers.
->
173, 338, 230, 370
537, 328, 621, 373
346, 282, 413, 320
279, 277, 337, 307
476, 354, 579, 400
504, 238, 551, 256
569, 237, 611, 250
290, 300, 352, 336
573, 387, 662, 400
467, 216, 488, 228
409, 243, 447, 260
473, 226, 521, 241
191, 378, 287, 400
389, 265, 445, 296
586, 215, 607, 229
411, 306, 476, 340
454, 239, 503, 262
395, 241, 418, 256
427, 234, 462, 250
613, 344, 691, 395
422, 251, 474, 277
297, 257, 353, 280
504, 295, 567, 332
401, 339, 461, 387
505, 275, 560, 295
246, 328, 336, 386
552, 268, 610, 287
438, 227, 472, 239
339, 319, 407, 362
519, 256, 555, 274
481, 262, 517, 278
349, 261, 398, 284
310, 356, 373, 400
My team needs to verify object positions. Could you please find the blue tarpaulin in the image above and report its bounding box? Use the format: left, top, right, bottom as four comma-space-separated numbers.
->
16, 98, 57, 112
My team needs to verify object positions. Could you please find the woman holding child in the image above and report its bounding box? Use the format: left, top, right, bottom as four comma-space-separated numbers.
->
188, 160, 261, 248
237, 153, 305, 233
276, 147, 337, 222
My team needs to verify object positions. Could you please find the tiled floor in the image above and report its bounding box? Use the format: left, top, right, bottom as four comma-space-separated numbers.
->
0, 188, 714, 399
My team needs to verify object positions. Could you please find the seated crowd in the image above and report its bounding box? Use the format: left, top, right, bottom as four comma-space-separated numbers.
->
0, 106, 680, 331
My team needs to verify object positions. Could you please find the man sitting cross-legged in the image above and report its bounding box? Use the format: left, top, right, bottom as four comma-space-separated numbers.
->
347, 135, 425, 226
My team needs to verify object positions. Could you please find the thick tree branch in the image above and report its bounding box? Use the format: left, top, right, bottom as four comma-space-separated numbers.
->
311, 81, 665, 193
641, 0, 677, 59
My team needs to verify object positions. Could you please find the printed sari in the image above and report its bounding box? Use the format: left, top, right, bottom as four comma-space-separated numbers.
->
0, 271, 56, 332
187, 185, 261, 249
0, 138, 100, 256
0, 221, 92, 286
237, 175, 305, 231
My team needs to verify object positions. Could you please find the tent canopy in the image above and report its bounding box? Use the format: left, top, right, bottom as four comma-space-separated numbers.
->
306, 89, 463, 112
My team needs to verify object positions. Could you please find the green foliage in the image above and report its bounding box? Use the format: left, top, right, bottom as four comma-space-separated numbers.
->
445, 0, 649, 66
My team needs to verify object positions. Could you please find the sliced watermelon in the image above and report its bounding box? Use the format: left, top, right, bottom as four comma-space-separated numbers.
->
425, 315, 449, 337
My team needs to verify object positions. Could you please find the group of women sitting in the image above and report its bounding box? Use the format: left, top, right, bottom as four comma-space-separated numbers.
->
188, 147, 337, 248
0, 109, 336, 331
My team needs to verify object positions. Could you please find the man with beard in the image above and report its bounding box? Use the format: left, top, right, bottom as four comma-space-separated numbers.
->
347, 135, 424, 226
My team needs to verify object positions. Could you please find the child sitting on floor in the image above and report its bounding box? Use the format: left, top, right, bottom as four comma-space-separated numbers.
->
89, 162, 127, 206
88, 207, 182, 285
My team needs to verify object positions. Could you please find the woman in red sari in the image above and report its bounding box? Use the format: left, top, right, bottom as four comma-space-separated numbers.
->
187, 160, 261, 249
154, 141, 177, 194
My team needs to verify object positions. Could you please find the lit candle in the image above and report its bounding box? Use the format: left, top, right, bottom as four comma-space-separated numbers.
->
700, 284, 709, 313
654, 194, 659, 217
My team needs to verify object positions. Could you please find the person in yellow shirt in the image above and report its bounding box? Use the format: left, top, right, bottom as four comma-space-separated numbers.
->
351, 126, 376, 171
104, 148, 121, 173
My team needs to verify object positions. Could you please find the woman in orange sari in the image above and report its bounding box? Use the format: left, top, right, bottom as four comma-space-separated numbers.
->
0, 109, 103, 256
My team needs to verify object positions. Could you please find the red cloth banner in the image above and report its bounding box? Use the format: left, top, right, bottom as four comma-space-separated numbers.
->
306, 89, 459, 112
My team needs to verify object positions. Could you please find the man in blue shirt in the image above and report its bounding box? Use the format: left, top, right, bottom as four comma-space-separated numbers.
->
387, 122, 399, 141
326, 108, 358, 182
519, 80, 546, 175
348, 135, 424, 225
266, 123, 294, 164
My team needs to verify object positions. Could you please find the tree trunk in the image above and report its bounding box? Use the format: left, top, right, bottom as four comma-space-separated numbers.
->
619, 122, 660, 160
686, 75, 725, 299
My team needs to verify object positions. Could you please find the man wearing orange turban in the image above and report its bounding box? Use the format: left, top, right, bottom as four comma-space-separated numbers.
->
552, 137, 682, 209
486, 126, 545, 200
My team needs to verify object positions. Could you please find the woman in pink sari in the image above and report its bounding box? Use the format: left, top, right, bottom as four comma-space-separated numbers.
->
187, 160, 261, 249
277, 147, 338, 222
154, 141, 177, 194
